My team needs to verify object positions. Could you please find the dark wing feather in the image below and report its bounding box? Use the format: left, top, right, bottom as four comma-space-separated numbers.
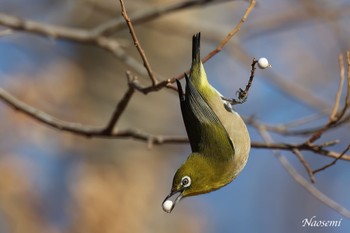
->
176, 76, 201, 152
177, 74, 233, 155
185, 75, 221, 126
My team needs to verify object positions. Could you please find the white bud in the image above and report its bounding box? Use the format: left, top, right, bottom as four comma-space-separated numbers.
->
257, 57, 271, 69
162, 200, 174, 213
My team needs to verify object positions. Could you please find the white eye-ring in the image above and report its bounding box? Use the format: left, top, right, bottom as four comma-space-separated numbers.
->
181, 176, 191, 188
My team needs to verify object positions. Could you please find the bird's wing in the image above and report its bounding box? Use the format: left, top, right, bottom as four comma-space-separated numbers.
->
176, 76, 201, 152
177, 75, 234, 156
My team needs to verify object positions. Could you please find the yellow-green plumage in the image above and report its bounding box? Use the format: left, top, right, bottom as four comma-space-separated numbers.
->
162, 33, 250, 213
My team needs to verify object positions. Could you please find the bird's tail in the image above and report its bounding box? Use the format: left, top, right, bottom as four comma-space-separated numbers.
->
192, 32, 201, 65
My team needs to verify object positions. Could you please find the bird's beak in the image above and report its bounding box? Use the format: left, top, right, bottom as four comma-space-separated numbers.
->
162, 189, 184, 213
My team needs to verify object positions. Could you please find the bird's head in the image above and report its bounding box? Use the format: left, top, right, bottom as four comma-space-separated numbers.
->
162, 153, 225, 213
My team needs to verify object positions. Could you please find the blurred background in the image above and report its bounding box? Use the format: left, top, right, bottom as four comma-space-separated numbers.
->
0, 0, 350, 232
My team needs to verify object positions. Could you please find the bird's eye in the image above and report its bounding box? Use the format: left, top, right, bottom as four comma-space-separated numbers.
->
181, 176, 191, 188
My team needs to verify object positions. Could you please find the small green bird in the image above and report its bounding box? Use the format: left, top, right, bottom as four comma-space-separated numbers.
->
162, 33, 251, 213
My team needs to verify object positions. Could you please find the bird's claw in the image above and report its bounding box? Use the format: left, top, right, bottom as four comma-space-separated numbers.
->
220, 88, 248, 106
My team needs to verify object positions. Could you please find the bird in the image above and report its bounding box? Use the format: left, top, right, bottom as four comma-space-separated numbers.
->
162, 33, 251, 213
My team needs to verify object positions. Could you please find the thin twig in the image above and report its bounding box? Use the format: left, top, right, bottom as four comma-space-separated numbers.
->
278, 152, 350, 219
94, 0, 237, 36
128, 77, 173, 94
171, 0, 257, 85
346, 51, 350, 106
308, 51, 350, 143
0, 87, 190, 143
201, 0, 256, 63
252, 141, 350, 161
292, 148, 316, 183
330, 53, 345, 121
246, 112, 350, 137
313, 144, 350, 174
119, 0, 158, 86
128, 0, 256, 95
281, 113, 323, 128
248, 116, 338, 136
257, 126, 350, 219
241, 5, 350, 41
0, 13, 157, 79
241, 58, 258, 97
222, 58, 258, 104
102, 72, 136, 134
0, 13, 94, 40
229, 40, 332, 113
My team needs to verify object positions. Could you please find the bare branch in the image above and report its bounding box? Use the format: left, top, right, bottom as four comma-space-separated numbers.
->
257, 126, 350, 219
308, 51, 350, 143
168, 0, 257, 89
278, 152, 350, 219
106, 0, 257, 95
0, 0, 256, 95
94, 0, 238, 36
346, 51, 350, 106
0, 13, 158, 79
201, 0, 256, 63
1, 84, 349, 162
229, 41, 332, 112
313, 144, 350, 174
0, 13, 95, 40
119, 0, 158, 86
241, 5, 350, 41
292, 148, 316, 183
252, 140, 350, 161
0, 85, 190, 143
330, 53, 345, 121
246, 113, 350, 137
222, 58, 258, 104
128, 77, 173, 94
102, 72, 136, 134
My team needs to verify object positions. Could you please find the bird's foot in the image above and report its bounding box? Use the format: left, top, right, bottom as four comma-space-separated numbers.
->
221, 88, 248, 105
